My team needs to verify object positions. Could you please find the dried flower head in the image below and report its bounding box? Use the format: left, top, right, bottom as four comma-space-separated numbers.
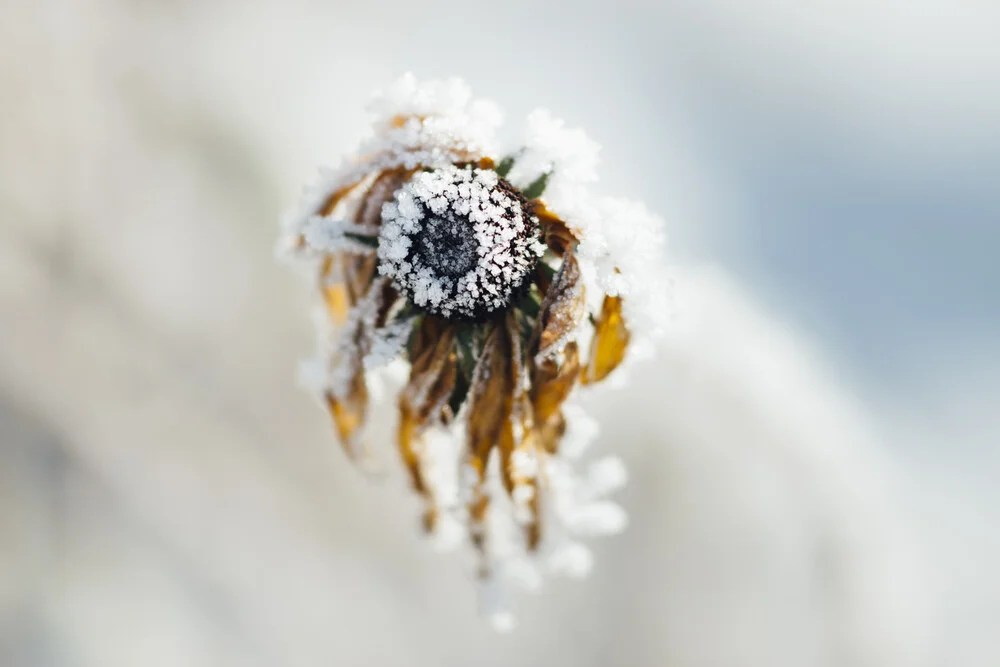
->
279, 74, 668, 630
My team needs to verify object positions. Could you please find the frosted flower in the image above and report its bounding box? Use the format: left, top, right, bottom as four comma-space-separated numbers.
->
278, 74, 668, 627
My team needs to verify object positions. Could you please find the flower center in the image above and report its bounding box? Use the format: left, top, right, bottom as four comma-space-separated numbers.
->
377, 166, 543, 321
415, 214, 479, 278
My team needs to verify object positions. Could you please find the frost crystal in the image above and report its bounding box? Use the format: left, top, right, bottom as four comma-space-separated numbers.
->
508, 109, 670, 341
377, 166, 543, 320
301, 216, 377, 254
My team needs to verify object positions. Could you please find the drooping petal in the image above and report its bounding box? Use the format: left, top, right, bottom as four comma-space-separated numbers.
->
323, 277, 398, 459
356, 167, 413, 231
536, 205, 579, 257
533, 252, 586, 362
301, 216, 379, 254
531, 341, 580, 455
398, 317, 458, 530
320, 257, 351, 325
324, 373, 368, 459
582, 294, 631, 384
498, 316, 542, 549
464, 323, 515, 549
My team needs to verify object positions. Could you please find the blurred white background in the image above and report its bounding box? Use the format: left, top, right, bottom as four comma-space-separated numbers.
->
1, 1, 998, 665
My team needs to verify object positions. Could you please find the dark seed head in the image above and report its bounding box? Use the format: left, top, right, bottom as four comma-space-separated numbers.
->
377, 166, 543, 321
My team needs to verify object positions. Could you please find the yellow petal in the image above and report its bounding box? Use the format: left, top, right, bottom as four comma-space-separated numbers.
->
582, 294, 631, 384
324, 370, 368, 459
319, 181, 365, 217
532, 341, 580, 430
323, 283, 351, 325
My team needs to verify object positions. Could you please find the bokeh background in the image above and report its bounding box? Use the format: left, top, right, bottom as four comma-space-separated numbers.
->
2, 1, 998, 665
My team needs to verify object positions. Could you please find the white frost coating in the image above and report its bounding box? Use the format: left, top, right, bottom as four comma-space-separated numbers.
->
545, 182, 670, 341
278, 74, 502, 256
363, 318, 412, 370
506, 109, 600, 189
279, 166, 342, 238
301, 215, 378, 254
559, 402, 601, 460
368, 73, 503, 135
505, 106, 670, 344
418, 426, 463, 541
410, 399, 627, 620
364, 357, 409, 405
378, 166, 544, 319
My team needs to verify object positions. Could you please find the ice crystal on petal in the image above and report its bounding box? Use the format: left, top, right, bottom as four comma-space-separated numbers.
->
277, 75, 501, 258
363, 318, 413, 370
301, 215, 377, 254
507, 109, 600, 190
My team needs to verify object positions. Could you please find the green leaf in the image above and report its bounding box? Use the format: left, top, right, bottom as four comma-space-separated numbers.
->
537, 259, 557, 282
522, 171, 549, 199
495, 155, 516, 178
448, 371, 470, 417
343, 232, 379, 248
455, 325, 477, 380
517, 288, 541, 319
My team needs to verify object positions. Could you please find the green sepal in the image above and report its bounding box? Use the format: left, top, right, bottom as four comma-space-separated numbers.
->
495, 155, 516, 178
522, 172, 549, 199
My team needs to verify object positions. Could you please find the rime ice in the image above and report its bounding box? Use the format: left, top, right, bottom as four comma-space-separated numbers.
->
378, 166, 543, 320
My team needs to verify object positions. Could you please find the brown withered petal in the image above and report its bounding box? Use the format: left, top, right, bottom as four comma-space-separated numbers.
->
498, 415, 541, 551
344, 254, 378, 304
497, 316, 533, 496
313, 167, 405, 326
398, 318, 458, 530
532, 252, 587, 362
323, 277, 398, 459
466, 325, 513, 469
464, 323, 515, 547
536, 411, 567, 457
582, 294, 631, 385
319, 180, 366, 218
531, 341, 580, 434
400, 321, 458, 426
535, 205, 579, 257
531, 341, 579, 458
317, 253, 379, 326
320, 256, 351, 325
356, 167, 412, 230
497, 316, 542, 550
324, 370, 368, 459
